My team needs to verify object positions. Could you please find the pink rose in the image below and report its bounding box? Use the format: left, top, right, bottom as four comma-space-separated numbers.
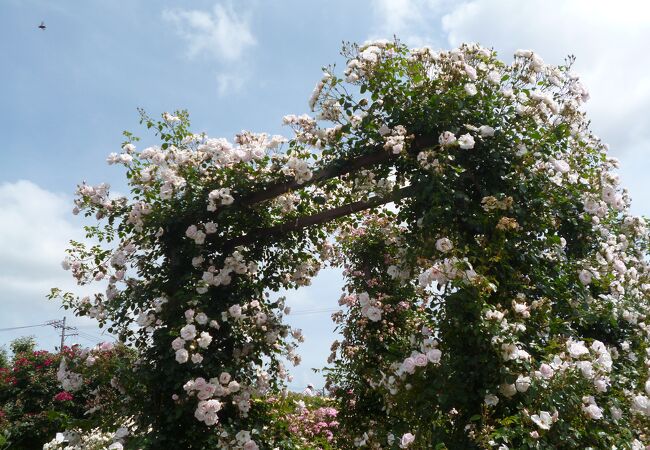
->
400, 432, 415, 448
414, 353, 428, 367
426, 348, 442, 364
402, 357, 416, 374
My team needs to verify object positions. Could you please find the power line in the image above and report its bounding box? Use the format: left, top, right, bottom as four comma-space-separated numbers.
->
75, 333, 103, 345
1, 319, 121, 354
47, 318, 78, 351
0, 322, 50, 332
79, 330, 112, 342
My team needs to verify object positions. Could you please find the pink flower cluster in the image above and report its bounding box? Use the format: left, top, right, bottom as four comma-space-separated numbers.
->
53, 391, 74, 402
287, 404, 339, 442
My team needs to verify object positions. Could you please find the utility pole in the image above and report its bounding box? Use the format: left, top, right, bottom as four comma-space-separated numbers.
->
60, 316, 66, 350
47, 317, 78, 352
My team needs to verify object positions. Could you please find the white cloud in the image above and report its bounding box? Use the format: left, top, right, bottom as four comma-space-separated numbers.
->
443, 2, 649, 139
162, 3, 256, 62
0, 181, 108, 350
162, 2, 256, 95
370, 0, 445, 46
0, 180, 76, 280
216, 71, 246, 96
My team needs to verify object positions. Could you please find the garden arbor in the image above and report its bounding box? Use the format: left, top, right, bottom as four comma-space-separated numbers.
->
55, 41, 650, 449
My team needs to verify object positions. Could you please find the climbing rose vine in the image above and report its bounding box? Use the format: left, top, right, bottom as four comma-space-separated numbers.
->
51, 39, 649, 448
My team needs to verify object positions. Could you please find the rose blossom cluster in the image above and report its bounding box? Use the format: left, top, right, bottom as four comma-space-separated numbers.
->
55, 38, 650, 447
417, 256, 479, 288
287, 402, 339, 443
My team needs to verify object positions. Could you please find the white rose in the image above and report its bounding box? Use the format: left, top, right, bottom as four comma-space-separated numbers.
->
583, 403, 603, 420
578, 269, 592, 285
515, 375, 531, 392
198, 331, 213, 349
464, 83, 478, 96
185, 225, 198, 239
228, 304, 243, 319
464, 64, 477, 80
487, 71, 501, 84
357, 292, 370, 306
435, 237, 453, 253
567, 340, 589, 358
552, 159, 570, 173
531, 411, 553, 430
484, 394, 499, 406
414, 353, 428, 367
539, 363, 554, 379
632, 395, 649, 414
478, 125, 495, 137
612, 259, 626, 274
438, 131, 456, 146
610, 406, 623, 421
366, 306, 382, 322
195, 312, 208, 325
180, 324, 196, 340
175, 349, 189, 364
401, 357, 416, 374
594, 377, 608, 392
426, 348, 442, 364
458, 134, 475, 149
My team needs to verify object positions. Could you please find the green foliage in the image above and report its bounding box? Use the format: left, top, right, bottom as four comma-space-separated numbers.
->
46, 40, 650, 448
0, 347, 8, 370
0, 347, 69, 449
0, 342, 137, 449
10, 336, 35, 356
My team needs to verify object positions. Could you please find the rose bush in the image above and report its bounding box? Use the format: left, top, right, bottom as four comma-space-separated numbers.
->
0, 342, 135, 449
50, 39, 649, 448
0, 347, 66, 449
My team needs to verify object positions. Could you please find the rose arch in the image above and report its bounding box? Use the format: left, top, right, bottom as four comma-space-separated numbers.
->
51, 41, 650, 449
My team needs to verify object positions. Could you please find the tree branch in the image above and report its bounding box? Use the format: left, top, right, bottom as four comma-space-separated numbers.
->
225, 187, 412, 249
235, 134, 435, 208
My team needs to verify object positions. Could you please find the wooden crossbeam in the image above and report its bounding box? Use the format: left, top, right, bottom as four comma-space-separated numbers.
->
233, 134, 435, 208
224, 187, 412, 249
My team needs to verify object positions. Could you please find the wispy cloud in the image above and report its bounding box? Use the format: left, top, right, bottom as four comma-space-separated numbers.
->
162, 3, 255, 62
162, 2, 256, 94
215, 72, 246, 96
370, 0, 446, 47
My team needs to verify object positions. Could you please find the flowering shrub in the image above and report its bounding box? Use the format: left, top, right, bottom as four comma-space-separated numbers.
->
51, 38, 649, 448
42, 428, 125, 450
282, 395, 339, 448
324, 42, 650, 448
0, 343, 135, 449
232, 393, 340, 449
0, 347, 75, 449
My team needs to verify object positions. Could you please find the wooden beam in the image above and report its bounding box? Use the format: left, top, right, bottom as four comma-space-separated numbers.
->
234, 134, 435, 208
224, 187, 412, 249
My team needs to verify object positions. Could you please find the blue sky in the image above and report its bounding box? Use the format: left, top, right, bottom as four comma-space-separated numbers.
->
1, 0, 649, 389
